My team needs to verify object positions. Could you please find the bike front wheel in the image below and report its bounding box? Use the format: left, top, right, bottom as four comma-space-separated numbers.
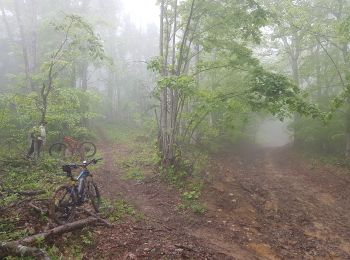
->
78, 141, 97, 158
50, 185, 77, 224
86, 180, 101, 213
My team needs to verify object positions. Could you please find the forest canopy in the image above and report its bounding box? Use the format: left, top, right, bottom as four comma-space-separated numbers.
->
0, 0, 349, 161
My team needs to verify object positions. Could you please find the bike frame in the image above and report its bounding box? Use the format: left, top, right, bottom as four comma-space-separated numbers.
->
62, 164, 91, 205
63, 136, 80, 153
52, 158, 102, 224
77, 169, 90, 195
62, 158, 101, 196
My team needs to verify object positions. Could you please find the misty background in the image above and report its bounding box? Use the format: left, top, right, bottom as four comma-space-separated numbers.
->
1, 0, 347, 156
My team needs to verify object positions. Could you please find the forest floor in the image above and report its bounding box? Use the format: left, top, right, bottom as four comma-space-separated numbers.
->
84, 140, 350, 259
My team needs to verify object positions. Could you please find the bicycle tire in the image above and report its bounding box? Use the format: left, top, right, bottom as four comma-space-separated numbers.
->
78, 141, 97, 158
49, 142, 69, 158
50, 185, 77, 224
86, 179, 101, 212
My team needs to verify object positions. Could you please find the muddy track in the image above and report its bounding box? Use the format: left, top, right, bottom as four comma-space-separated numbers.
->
86, 143, 350, 259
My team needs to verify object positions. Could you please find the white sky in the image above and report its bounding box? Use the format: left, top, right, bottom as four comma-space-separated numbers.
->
121, 0, 159, 28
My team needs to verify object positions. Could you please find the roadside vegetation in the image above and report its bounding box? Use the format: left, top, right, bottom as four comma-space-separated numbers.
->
1, 0, 350, 258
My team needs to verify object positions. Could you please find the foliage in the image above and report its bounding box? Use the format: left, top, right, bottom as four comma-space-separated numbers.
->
122, 167, 145, 181
152, 0, 323, 171
100, 199, 139, 223
248, 68, 323, 120
0, 156, 65, 250
178, 182, 206, 214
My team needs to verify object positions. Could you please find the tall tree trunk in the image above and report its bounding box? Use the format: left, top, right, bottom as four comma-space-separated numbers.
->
81, 62, 88, 91
283, 34, 302, 147
14, 0, 33, 91
28, 0, 38, 75
107, 71, 119, 121
159, 0, 167, 158
71, 62, 77, 88
114, 72, 120, 121
0, 0, 14, 42
168, 0, 178, 164
342, 46, 350, 156
346, 99, 350, 157
158, 0, 196, 167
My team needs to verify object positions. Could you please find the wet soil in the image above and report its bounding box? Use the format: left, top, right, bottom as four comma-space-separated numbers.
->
85, 143, 350, 259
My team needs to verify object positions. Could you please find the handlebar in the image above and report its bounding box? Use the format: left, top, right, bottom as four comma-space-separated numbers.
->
62, 158, 103, 175
78, 158, 103, 167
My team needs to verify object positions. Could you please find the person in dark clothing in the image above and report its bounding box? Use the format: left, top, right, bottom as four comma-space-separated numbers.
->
26, 121, 47, 158
27, 132, 35, 158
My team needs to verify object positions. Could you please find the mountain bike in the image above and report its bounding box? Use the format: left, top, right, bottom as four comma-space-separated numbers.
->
49, 136, 96, 159
50, 158, 102, 224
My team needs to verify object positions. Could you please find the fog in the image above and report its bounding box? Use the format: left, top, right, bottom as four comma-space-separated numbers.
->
256, 118, 292, 147
1, 1, 350, 257
0, 0, 347, 162
121, 0, 159, 28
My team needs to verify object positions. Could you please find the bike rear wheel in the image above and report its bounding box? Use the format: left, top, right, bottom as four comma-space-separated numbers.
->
49, 143, 70, 158
50, 185, 77, 224
78, 141, 96, 158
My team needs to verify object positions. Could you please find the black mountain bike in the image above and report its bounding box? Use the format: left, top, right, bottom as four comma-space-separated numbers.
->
50, 158, 102, 224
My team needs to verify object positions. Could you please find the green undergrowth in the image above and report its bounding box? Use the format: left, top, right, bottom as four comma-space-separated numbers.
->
103, 123, 159, 180
103, 123, 151, 144
0, 217, 29, 242
117, 142, 159, 181
0, 156, 64, 208
56, 228, 95, 259
178, 181, 206, 214
116, 146, 159, 170
100, 198, 143, 222
296, 148, 350, 172
121, 167, 145, 181
162, 150, 209, 215
0, 155, 66, 244
105, 124, 207, 215
0, 152, 106, 257
3, 228, 95, 260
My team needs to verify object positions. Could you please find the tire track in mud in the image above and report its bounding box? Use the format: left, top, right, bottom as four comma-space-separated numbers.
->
89, 141, 350, 259
89, 142, 241, 259
261, 151, 350, 259
200, 147, 350, 259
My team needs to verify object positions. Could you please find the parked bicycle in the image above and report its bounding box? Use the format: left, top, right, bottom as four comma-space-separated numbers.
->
50, 158, 102, 224
49, 136, 96, 159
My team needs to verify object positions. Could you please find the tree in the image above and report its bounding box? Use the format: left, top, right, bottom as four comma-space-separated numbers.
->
152, 0, 319, 169
257, 0, 350, 156
36, 14, 104, 123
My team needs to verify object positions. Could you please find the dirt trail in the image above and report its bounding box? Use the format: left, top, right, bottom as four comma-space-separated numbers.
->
86, 142, 350, 259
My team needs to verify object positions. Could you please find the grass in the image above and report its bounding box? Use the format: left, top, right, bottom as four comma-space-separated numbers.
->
296, 148, 350, 172
104, 123, 208, 215
102, 123, 152, 144
0, 156, 65, 245
0, 153, 99, 259
0, 223, 28, 241
100, 198, 143, 222
161, 156, 208, 215
116, 142, 160, 168
112, 129, 160, 184
178, 180, 206, 215
0, 124, 146, 259
0, 155, 65, 207
122, 167, 145, 181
